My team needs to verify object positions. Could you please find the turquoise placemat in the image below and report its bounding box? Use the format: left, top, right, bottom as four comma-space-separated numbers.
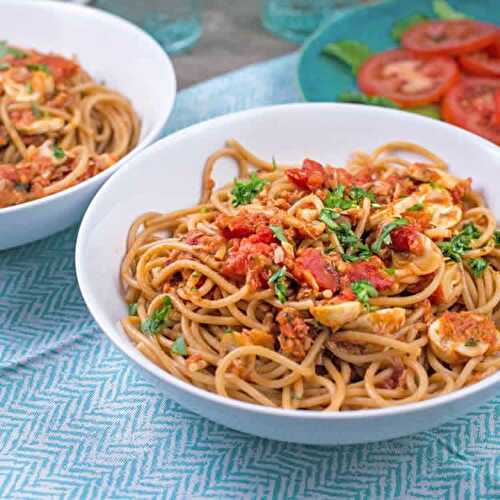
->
1, 53, 499, 499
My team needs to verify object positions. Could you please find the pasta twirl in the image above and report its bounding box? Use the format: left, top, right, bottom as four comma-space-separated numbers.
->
120, 140, 500, 411
0, 41, 140, 208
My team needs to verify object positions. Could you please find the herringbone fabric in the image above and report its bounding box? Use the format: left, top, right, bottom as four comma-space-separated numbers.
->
0, 54, 498, 500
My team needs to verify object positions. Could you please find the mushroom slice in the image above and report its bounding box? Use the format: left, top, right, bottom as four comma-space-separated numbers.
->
309, 301, 362, 330
345, 307, 406, 335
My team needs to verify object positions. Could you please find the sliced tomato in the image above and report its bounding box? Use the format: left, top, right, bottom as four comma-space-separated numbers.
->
402, 20, 499, 57
357, 49, 459, 108
442, 78, 500, 145
459, 49, 500, 77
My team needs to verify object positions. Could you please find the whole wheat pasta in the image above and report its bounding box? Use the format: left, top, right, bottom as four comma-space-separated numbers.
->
120, 140, 500, 411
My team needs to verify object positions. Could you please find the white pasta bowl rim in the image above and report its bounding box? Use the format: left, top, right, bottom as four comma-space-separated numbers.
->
76, 103, 500, 421
0, 0, 176, 216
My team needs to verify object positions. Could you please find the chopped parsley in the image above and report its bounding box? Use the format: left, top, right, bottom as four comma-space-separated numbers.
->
351, 280, 378, 306
172, 336, 188, 356
268, 266, 287, 304
128, 303, 139, 316
319, 207, 341, 231
468, 258, 488, 278
349, 186, 377, 205
321, 208, 372, 261
438, 223, 480, 262
372, 217, 408, 254
385, 267, 396, 276
493, 230, 500, 246
464, 338, 478, 347
407, 203, 424, 212
26, 63, 50, 74
223, 327, 234, 334
270, 224, 289, 244
0, 62, 10, 71
342, 243, 372, 262
200, 207, 209, 213
26, 82, 32, 94
324, 184, 376, 211
53, 145, 65, 159
0, 42, 26, 60
231, 172, 268, 207
31, 103, 43, 119
141, 296, 172, 334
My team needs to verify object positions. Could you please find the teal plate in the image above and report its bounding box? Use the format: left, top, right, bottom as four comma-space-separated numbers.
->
298, 0, 500, 103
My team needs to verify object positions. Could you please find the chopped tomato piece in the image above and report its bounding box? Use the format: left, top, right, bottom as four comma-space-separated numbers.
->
390, 226, 424, 255
347, 258, 394, 291
222, 235, 274, 288
293, 248, 339, 291
216, 211, 269, 239
450, 178, 472, 204
35, 54, 79, 82
276, 307, 312, 361
286, 159, 326, 191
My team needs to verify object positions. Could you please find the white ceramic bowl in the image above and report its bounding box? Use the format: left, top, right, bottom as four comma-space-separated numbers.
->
0, 0, 176, 250
76, 104, 500, 445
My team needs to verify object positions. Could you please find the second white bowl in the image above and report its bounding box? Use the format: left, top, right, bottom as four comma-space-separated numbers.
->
0, 0, 176, 250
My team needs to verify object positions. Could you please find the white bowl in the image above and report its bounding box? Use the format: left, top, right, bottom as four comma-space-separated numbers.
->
76, 103, 500, 445
0, 0, 176, 250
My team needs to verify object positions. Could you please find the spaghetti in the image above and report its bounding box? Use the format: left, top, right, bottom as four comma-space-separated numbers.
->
0, 41, 140, 208
120, 140, 500, 411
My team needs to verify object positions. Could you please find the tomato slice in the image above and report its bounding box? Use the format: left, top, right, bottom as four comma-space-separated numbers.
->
460, 35, 500, 77
357, 49, 459, 108
402, 20, 499, 57
442, 78, 500, 145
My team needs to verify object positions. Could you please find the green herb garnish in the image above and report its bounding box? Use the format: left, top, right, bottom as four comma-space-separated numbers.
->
26, 82, 32, 94
53, 145, 65, 159
0, 62, 10, 71
468, 258, 488, 278
31, 103, 43, 119
272, 157, 278, 171
342, 243, 372, 262
141, 296, 173, 334
128, 303, 139, 316
372, 218, 408, 254
407, 203, 424, 212
319, 208, 341, 231
493, 230, 500, 246
410, 104, 441, 120
269, 266, 288, 304
172, 336, 188, 356
438, 223, 480, 262
385, 267, 396, 276
26, 63, 50, 74
349, 186, 376, 205
433, 0, 468, 20
324, 184, 352, 210
351, 280, 378, 306
270, 225, 289, 244
0, 42, 26, 60
231, 172, 268, 207
322, 41, 373, 74
464, 338, 478, 347
391, 13, 429, 41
